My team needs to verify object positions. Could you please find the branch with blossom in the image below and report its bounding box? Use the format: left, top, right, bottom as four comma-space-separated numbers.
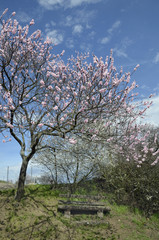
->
0, 9, 158, 200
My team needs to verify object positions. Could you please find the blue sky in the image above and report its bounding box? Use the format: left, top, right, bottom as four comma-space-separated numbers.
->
0, 0, 159, 182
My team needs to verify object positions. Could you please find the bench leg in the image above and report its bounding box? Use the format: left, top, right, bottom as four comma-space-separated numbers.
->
97, 210, 103, 218
64, 210, 71, 218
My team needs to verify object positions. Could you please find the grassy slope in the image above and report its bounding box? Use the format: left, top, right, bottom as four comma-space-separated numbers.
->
0, 185, 158, 240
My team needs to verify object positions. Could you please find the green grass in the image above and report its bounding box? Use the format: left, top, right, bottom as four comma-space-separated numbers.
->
111, 203, 129, 215
0, 185, 158, 240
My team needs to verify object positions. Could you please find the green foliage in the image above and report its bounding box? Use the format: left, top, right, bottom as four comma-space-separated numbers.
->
99, 159, 159, 217
24, 184, 60, 198
0, 188, 15, 196
112, 204, 129, 215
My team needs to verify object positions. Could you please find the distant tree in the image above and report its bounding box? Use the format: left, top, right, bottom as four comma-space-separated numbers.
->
0, 9, 157, 201
33, 144, 61, 188
33, 137, 99, 192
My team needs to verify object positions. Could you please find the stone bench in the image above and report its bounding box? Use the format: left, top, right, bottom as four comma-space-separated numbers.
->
57, 199, 110, 218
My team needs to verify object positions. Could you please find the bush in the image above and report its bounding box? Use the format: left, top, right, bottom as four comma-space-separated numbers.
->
99, 159, 159, 217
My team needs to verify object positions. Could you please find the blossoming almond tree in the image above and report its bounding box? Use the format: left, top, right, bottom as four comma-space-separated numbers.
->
0, 9, 157, 200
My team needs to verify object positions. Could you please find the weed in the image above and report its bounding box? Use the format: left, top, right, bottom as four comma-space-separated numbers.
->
112, 203, 129, 215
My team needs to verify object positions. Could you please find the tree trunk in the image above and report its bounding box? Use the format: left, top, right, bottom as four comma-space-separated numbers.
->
15, 158, 29, 201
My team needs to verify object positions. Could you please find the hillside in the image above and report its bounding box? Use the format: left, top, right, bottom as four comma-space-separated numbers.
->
0, 185, 158, 240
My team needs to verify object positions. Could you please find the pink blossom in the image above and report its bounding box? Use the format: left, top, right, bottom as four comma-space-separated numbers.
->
108, 90, 112, 99
30, 19, 35, 26
87, 81, 92, 87
149, 94, 154, 98
40, 80, 45, 86
12, 28, 17, 35
9, 105, 15, 110
151, 157, 159, 166
55, 96, 59, 102
60, 50, 65, 56
103, 69, 108, 77
6, 122, 14, 129
48, 85, 53, 90
91, 134, 97, 140
69, 138, 77, 144
61, 117, 64, 121
137, 165, 141, 168
134, 64, 140, 71
99, 88, 106, 93
2, 8, 8, 17
152, 149, 159, 156
41, 101, 47, 107
55, 86, 61, 92
53, 106, 58, 110
38, 123, 44, 128
2, 140, 6, 143
51, 72, 58, 78
73, 91, 77, 97
45, 36, 51, 44
12, 12, 16, 16
81, 85, 86, 90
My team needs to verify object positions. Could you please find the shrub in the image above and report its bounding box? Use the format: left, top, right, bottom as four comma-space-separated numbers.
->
99, 159, 159, 217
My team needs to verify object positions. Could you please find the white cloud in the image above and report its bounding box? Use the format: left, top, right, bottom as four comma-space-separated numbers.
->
113, 47, 128, 58
140, 85, 150, 90
89, 30, 96, 38
46, 30, 64, 45
66, 38, 74, 48
153, 84, 159, 92
80, 42, 93, 52
45, 21, 63, 45
69, 0, 101, 7
16, 11, 31, 23
113, 37, 133, 59
143, 95, 159, 126
108, 20, 121, 34
65, 15, 73, 26
73, 24, 83, 34
37, 0, 102, 9
62, 9, 96, 28
100, 20, 121, 45
37, 0, 64, 9
101, 36, 110, 44
154, 52, 159, 63
50, 20, 56, 26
